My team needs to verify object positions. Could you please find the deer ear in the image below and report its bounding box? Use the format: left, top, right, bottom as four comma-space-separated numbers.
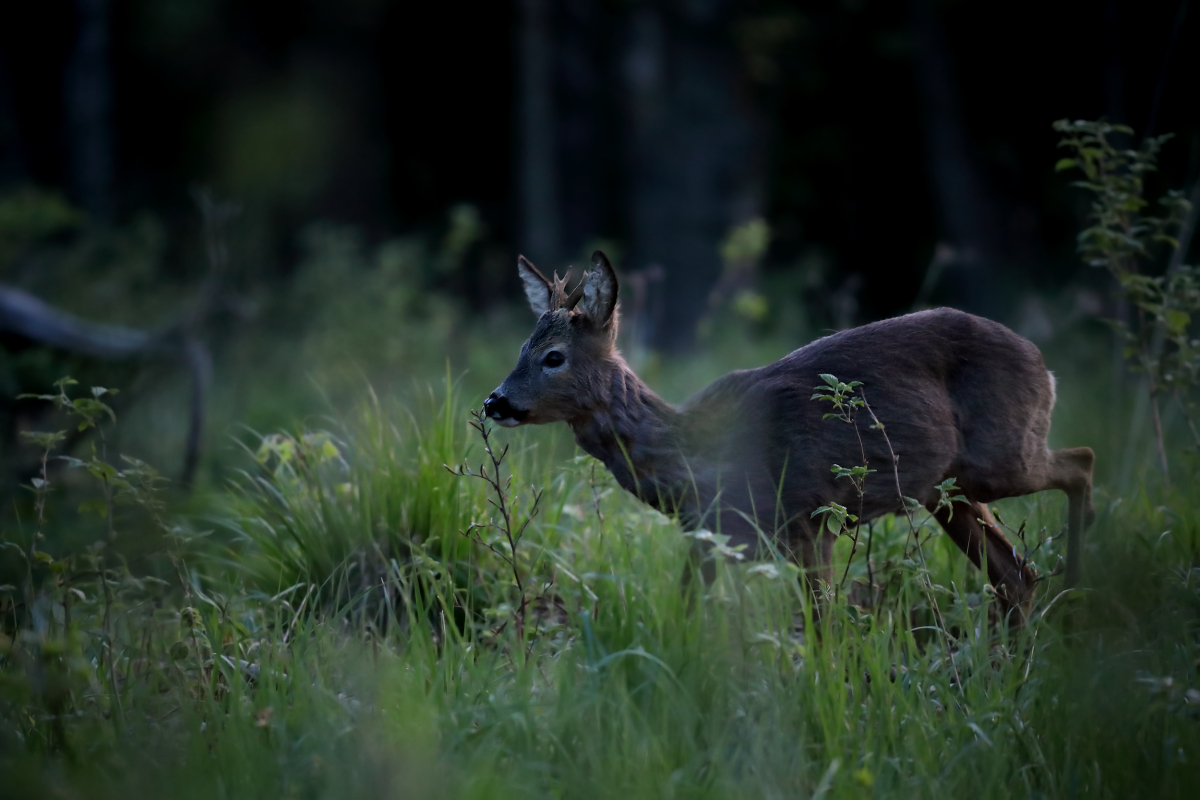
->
580, 251, 619, 328
517, 255, 552, 316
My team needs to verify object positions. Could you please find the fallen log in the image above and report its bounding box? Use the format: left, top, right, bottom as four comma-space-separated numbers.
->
0, 285, 210, 486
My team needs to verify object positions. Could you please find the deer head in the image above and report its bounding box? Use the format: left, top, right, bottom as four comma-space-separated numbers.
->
483, 251, 620, 427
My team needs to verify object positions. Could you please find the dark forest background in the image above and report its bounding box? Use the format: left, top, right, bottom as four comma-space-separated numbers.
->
4, 0, 1198, 338
0, 0, 1198, 481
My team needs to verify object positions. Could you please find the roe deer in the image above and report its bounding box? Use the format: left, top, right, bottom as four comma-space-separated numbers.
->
484, 251, 1095, 620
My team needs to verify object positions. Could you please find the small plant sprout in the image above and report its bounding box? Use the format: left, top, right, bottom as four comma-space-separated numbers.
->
811, 500, 856, 537
832, 463, 876, 496
933, 477, 969, 518
811, 374, 865, 423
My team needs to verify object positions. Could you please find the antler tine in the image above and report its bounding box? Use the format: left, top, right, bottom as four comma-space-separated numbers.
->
565, 272, 587, 310
551, 271, 570, 309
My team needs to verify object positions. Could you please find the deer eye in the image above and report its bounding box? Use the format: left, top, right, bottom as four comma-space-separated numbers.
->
543, 351, 565, 368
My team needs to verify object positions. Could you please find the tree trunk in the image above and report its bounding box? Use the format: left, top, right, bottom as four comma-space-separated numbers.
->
910, 0, 1000, 316
556, 0, 618, 261
517, 0, 562, 266
66, 0, 113, 223
621, 1, 761, 351
0, 55, 22, 186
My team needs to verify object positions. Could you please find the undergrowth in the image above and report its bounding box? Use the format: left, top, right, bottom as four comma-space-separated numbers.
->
2, 374, 1199, 799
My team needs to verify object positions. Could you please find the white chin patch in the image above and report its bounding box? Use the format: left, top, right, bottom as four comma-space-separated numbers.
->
495, 417, 521, 428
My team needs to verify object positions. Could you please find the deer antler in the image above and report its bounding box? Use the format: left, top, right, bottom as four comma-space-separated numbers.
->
551, 271, 570, 310
565, 272, 587, 310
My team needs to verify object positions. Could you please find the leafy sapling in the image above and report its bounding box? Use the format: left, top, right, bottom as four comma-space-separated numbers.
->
811, 375, 874, 591
1054, 118, 1200, 474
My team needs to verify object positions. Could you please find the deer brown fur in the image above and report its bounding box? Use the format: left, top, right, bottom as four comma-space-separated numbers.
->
484, 251, 1095, 620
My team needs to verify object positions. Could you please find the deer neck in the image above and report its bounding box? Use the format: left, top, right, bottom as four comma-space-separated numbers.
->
568, 361, 690, 514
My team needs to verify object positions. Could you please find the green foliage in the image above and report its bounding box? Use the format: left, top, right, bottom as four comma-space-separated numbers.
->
811, 373, 864, 423
719, 217, 770, 267
2, 370, 1200, 798
831, 462, 875, 491
1054, 119, 1200, 467
933, 476, 968, 518
698, 218, 773, 338
1052, 121, 1184, 270
1, 379, 205, 759
0, 187, 83, 267
221, 382, 478, 614
811, 499, 855, 535
19, 378, 118, 433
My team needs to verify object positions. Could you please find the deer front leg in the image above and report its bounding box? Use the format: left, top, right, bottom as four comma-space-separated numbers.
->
930, 499, 1036, 624
679, 509, 773, 600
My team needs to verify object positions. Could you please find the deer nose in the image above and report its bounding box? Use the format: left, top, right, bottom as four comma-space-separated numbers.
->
483, 392, 500, 417
483, 391, 527, 424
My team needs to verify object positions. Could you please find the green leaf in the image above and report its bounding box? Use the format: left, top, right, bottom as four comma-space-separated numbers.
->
19, 430, 67, 450
71, 397, 116, 424
1165, 309, 1191, 334
78, 499, 109, 518
87, 461, 119, 482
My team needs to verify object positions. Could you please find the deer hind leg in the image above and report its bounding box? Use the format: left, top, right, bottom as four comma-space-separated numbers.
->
1045, 447, 1095, 588
930, 498, 1037, 623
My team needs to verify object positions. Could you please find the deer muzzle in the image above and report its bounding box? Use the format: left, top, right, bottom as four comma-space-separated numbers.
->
483, 391, 527, 427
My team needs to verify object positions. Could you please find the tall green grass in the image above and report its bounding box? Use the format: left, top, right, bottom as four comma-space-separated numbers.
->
3, 371, 1199, 799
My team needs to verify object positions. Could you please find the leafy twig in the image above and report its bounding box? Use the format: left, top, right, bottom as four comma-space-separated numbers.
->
859, 389, 963, 691
810, 375, 873, 593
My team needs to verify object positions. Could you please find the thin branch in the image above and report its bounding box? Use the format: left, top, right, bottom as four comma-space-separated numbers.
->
838, 416, 870, 592
860, 389, 963, 691
447, 409, 544, 643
